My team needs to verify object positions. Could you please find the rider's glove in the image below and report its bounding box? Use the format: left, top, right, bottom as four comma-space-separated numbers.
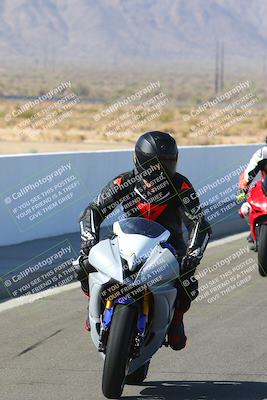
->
78, 253, 91, 273
181, 248, 202, 276
80, 232, 98, 256
236, 189, 247, 203
73, 252, 96, 282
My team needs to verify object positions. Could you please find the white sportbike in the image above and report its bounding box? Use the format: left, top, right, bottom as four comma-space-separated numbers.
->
74, 217, 181, 399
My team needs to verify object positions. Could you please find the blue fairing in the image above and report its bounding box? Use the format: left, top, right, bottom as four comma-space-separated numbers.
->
115, 297, 134, 305
161, 242, 177, 257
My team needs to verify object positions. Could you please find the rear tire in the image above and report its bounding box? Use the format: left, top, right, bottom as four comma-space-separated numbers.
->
102, 304, 137, 399
125, 361, 150, 385
257, 224, 267, 277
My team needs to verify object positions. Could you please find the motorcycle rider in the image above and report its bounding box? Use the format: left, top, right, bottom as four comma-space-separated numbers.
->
75, 131, 211, 350
237, 138, 267, 223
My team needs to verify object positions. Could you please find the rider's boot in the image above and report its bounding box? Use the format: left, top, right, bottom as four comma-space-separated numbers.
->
247, 232, 253, 243
168, 309, 187, 351
73, 257, 91, 331
80, 279, 91, 332
83, 289, 91, 332
249, 241, 257, 252
246, 233, 257, 251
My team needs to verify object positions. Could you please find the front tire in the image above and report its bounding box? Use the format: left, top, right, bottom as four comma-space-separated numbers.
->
257, 224, 267, 277
102, 304, 137, 399
125, 361, 150, 385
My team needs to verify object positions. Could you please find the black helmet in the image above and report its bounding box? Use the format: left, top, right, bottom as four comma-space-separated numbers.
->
134, 131, 178, 178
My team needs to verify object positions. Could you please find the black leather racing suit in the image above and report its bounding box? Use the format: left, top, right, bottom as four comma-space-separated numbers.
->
77, 169, 212, 311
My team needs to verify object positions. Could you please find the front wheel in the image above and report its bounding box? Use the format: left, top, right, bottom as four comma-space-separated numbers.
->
257, 224, 267, 277
102, 304, 137, 399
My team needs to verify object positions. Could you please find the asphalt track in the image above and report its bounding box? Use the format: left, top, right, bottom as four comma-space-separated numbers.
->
0, 235, 267, 400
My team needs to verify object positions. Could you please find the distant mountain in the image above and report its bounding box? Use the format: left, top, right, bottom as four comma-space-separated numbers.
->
1, 0, 267, 67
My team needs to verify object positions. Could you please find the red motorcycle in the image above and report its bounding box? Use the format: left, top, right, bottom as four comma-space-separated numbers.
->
245, 177, 267, 277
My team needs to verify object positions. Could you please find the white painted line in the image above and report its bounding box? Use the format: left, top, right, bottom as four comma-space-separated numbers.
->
0, 149, 133, 158
0, 231, 249, 313
0, 282, 80, 313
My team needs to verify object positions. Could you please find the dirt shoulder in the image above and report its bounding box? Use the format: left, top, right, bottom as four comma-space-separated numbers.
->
0, 100, 266, 155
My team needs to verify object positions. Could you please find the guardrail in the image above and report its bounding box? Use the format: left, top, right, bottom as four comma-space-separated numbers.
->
1, 143, 261, 301
0, 144, 261, 246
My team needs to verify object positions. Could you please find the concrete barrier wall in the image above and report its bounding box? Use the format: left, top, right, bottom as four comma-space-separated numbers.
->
0, 144, 262, 246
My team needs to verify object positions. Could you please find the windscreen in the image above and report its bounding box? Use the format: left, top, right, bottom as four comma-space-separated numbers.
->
118, 217, 166, 238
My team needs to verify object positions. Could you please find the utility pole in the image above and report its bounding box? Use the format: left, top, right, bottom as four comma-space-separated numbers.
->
215, 41, 219, 94
220, 42, 224, 91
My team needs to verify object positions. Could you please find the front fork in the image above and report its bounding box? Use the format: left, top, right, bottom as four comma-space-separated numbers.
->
98, 299, 113, 352
133, 289, 150, 357
98, 289, 150, 354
